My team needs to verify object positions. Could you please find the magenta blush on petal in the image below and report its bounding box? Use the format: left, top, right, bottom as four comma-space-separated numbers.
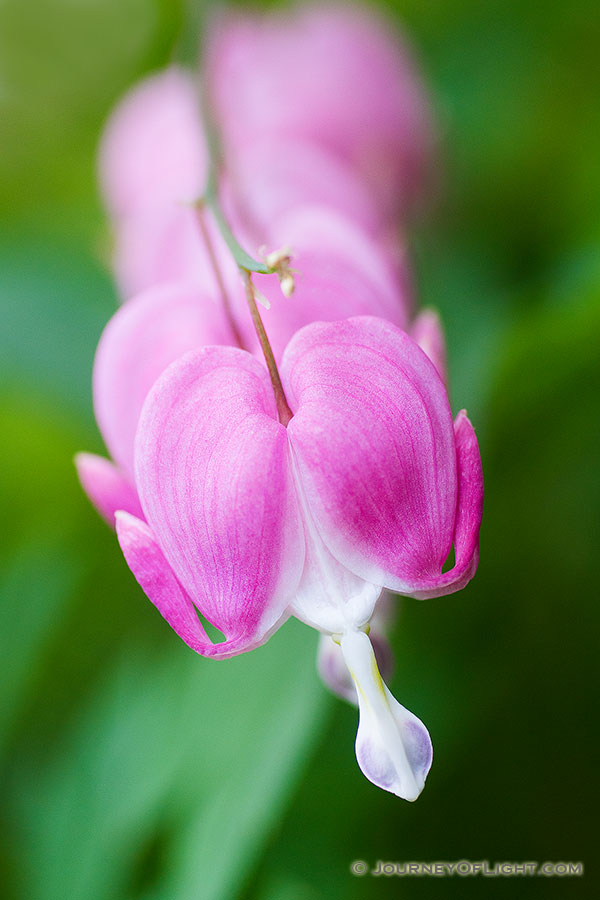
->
134, 346, 305, 649
116, 512, 270, 658
283, 316, 459, 594
410, 410, 483, 599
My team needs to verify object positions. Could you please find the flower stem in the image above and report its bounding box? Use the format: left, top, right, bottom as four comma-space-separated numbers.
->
201, 175, 271, 274
195, 203, 245, 348
195, 64, 290, 421
242, 271, 293, 427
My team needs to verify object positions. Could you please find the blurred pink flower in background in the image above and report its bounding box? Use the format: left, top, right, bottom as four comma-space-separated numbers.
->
207, 2, 437, 218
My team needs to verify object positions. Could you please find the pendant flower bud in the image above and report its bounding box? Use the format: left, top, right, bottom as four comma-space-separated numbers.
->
99, 66, 207, 222
206, 3, 436, 216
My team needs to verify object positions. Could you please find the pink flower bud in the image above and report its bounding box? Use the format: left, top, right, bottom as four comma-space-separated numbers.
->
207, 3, 437, 218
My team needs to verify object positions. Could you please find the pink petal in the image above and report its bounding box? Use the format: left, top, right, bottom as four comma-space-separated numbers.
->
75, 453, 143, 526
99, 66, 207, 221
93, 282, 237, 481
234, 206, 410, 361
410, 308, 448, 387
134, 346, 304, 650
283, 316, 464, 595
410, 410, 483, 599
207, 4, 436, 216
225, 137, 384, 238
116, 512, 262, 658
112, 205, 240, 302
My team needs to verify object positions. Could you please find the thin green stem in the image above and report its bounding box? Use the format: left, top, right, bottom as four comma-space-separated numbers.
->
199, 86, 271, 275
201, 178, 271, 274
191, 51, 289, 420
242, 271, 293, 427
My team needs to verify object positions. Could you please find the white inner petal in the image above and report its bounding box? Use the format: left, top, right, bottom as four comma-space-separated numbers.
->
340, 629, 432, 801
289, 448, 381, 633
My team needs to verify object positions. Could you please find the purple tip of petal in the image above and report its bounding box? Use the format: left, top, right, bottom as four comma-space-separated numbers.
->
75, 453, 143, 527
115, 511, 270, 659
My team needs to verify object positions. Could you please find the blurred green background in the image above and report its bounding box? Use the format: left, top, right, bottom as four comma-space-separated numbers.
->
1, 1, 598, 898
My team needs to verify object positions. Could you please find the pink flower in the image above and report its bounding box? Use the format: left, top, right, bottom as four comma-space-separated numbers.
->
207, 2, 437, 217
114, 316, 483, 798
99, 66, 207, 222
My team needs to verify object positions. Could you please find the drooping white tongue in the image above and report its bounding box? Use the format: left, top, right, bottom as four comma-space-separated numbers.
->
340, 629, 433, 801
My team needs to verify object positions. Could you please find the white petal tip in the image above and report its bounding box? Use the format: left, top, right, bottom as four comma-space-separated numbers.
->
341, 629, 433, 801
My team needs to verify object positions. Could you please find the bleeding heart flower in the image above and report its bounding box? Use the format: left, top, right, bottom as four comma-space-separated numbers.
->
206, 2, 437, 217
99, 66, 208, 223
77, 194, 417, 526
114, 316, 483, 798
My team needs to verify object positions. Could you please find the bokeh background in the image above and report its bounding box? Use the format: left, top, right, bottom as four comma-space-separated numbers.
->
1, 1, 599, 898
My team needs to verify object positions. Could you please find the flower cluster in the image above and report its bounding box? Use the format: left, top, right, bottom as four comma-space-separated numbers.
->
76, 2, 483, 801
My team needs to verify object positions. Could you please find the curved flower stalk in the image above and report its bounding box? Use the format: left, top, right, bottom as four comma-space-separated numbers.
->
206, 2, 437, 217
115, 316, 483, 798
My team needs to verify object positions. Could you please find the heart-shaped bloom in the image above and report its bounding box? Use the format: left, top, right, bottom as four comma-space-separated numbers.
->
115, 316, 483, 798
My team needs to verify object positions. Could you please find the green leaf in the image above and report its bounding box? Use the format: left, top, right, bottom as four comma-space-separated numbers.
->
9, 619, 329, 900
